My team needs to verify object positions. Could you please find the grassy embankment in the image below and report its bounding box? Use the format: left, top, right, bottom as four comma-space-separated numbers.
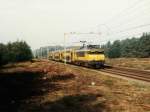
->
106, 58, 150, 70
0, 59, 150, 112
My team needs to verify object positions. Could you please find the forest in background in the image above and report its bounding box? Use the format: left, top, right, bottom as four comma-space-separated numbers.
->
34, 33, 150, 59
1, 32, 149, 66
102, 33, 150, 58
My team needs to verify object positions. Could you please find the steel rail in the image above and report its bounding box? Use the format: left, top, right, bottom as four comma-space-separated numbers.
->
100, 68, 150, 82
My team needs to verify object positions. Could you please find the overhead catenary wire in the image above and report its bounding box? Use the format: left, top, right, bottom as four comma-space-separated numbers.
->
108, 10, 150, 30
109, 23, 150, 35
95, 0, 150, 34
70, 0, 150, 45
96, 0, 150, 41
104, 32, 144, 44
104, 0, 148, 25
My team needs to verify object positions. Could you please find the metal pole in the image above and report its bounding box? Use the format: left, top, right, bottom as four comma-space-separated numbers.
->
40, 48, 42, 59
64, 33, 66, 65
47, 47, 49, 59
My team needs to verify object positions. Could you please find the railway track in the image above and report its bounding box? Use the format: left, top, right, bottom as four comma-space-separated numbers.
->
50, 60, 150, 82
100, 66, 150, 82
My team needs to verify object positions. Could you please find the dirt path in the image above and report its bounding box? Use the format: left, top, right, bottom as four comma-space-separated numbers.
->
0, 60, 150, 112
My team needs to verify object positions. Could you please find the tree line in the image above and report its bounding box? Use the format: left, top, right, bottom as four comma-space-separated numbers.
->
0, 41, 33, 66
102, 33, 150, 58
33, 46, 63, 58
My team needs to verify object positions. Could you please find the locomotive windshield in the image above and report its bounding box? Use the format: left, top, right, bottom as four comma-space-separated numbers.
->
87, 51, 104, 54
87, 45, 100, 49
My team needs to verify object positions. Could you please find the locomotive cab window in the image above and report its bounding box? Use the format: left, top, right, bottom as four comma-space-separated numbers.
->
76, 51, 85, 57
87, 51, 104, 54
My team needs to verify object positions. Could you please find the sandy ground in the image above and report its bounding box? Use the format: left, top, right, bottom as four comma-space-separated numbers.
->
0, 59, 150, 112
106, 58, 150, 70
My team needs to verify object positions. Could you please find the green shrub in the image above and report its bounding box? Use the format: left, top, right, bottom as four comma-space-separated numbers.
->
0, 41, 33, 66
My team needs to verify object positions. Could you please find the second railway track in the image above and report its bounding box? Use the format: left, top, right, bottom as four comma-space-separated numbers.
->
100, 66, 150, 82
52, 60, 150, 83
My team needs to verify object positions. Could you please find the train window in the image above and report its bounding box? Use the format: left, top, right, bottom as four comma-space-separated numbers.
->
87, 45, 100, 49
87, 51, 104, 54
76, 51, 85, 57
55, 56, 59, 59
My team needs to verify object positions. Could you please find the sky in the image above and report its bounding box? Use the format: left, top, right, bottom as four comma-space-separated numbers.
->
0, 0, 150, 49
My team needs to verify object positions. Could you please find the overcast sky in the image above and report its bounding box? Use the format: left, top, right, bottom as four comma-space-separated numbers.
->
0, 0, 150, 49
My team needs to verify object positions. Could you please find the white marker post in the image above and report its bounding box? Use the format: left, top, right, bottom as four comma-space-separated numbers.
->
64, 33, 67, 65
47, 47, 49, 59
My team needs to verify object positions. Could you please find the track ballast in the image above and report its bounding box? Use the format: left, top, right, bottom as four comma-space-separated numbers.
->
100, 66, 150, 82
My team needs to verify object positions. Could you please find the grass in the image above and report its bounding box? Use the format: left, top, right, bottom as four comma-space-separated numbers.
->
103, 79, 114, 87
106, 58, 150, 70
0, 59, 150, 112
46, 94, 106, 112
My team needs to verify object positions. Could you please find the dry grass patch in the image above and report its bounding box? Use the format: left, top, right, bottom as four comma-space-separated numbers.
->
106, 58, 150, 70
0, 60, 150, 112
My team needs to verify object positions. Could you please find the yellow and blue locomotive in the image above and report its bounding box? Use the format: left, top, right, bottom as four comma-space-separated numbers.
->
48, 45, 105, 68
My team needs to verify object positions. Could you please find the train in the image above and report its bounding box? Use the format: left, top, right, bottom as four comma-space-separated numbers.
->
48, 45, 105, 68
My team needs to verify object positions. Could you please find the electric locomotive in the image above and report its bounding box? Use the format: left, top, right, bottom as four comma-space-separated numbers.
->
48, 44, 105, 68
